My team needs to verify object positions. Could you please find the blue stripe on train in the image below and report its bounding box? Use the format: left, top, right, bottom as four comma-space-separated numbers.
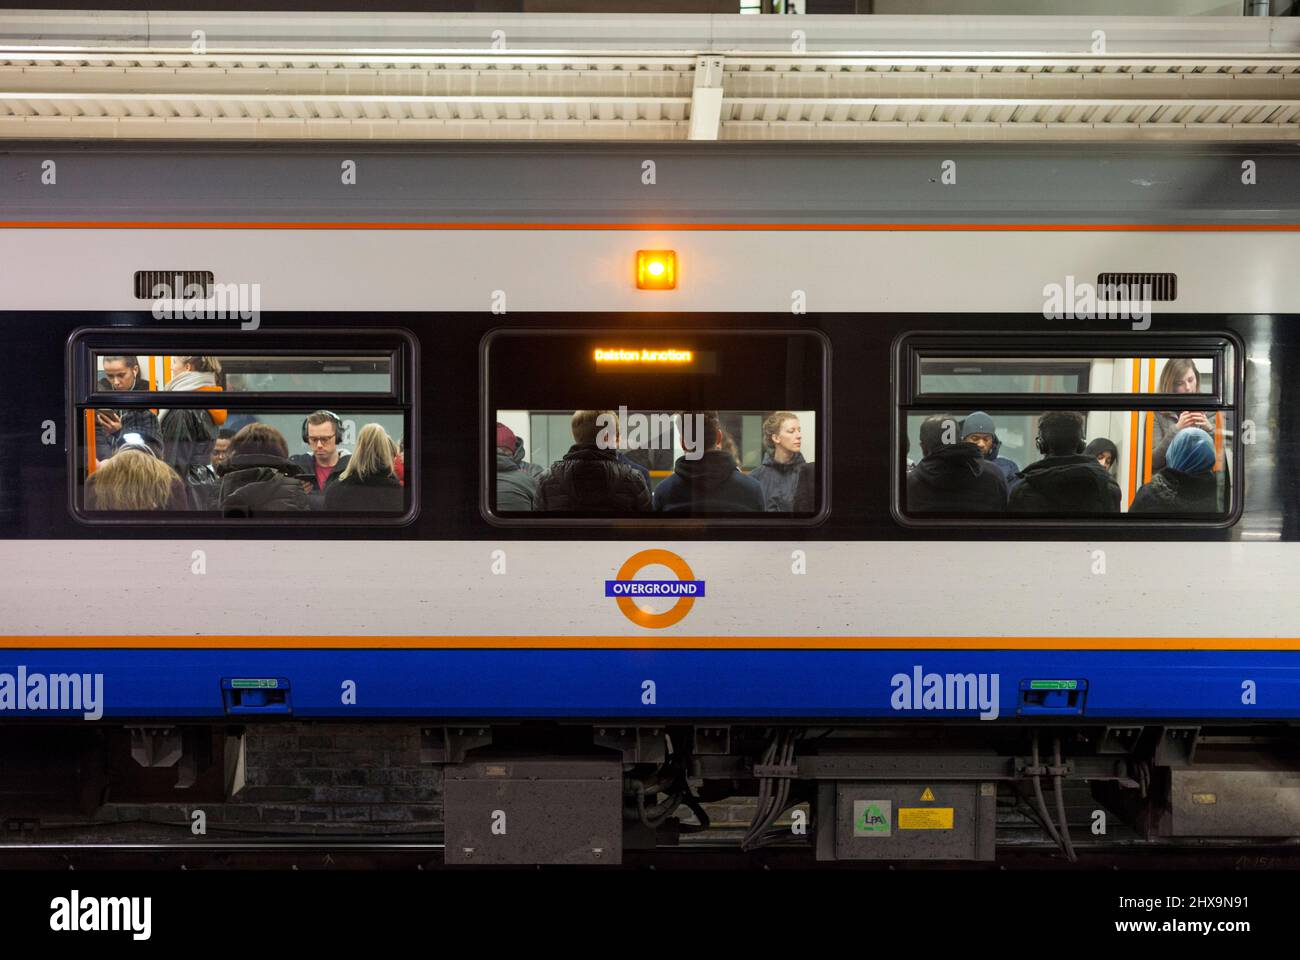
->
0, 649, 1296, 719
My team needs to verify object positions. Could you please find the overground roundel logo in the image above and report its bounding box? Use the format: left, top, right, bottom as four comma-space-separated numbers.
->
605, 549, 705, 629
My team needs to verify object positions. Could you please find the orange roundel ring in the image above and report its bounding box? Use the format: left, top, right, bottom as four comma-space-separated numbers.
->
614, 549, 697, 629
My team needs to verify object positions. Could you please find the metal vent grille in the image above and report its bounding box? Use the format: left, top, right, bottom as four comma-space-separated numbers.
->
133, 270, 214, 300
1097, 272, 1177, 302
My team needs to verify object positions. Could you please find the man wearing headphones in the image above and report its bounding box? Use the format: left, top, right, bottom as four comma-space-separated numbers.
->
290, 410, 352, 509
1009, 411, 1121, 514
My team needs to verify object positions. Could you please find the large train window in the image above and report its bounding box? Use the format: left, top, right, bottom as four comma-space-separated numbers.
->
896, 333, 1241, 525
483, 329, 827, 523
69, 330, 416, 523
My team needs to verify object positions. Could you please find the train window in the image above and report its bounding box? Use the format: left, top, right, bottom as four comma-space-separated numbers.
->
71, 332, 415, 523
93, 353, 394, 394
484, 330, 826, 522
897, 334, 1240, 524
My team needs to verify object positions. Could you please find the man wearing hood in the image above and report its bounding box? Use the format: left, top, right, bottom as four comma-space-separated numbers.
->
960, 411, 1021, 487
495, 423, 541, 512
1010, 412, 1121, 514
906, 414, 1009, 513
653, 411, 763, 513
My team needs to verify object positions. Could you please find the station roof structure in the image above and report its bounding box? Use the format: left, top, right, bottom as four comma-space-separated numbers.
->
1, 10, 1298, 140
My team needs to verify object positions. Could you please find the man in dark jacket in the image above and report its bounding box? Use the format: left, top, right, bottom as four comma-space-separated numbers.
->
218, 424, 311, 516
495, 423, 541, 512
536, 410, 652, 513
906, 414, 1009, 513
652, 411, 763, 513
960, 411, 1021, 487
1010, 412, 1121, 514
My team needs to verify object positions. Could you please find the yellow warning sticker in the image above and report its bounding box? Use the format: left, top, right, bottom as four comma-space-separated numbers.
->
920, 787, 936, 802
899, 807, 954, 830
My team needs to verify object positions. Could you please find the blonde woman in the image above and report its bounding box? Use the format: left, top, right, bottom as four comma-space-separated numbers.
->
747, 411, 805, 512
86, 449, 187, 511
324, 423, 404, 512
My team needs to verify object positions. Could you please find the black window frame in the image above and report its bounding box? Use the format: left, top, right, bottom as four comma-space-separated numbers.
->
892, 330, 1244, 530
480, 326, 831, 528
67, 327, 419, 527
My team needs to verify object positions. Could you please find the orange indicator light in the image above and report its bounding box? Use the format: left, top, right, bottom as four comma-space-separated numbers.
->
636, 250, 676, 289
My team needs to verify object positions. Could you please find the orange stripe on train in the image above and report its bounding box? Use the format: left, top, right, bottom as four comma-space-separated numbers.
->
1, 636, 1299, 650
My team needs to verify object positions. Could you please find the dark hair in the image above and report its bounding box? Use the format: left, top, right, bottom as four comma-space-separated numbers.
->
231, 423, 289, 460
1084, 437, 1119, 473
102, 355, 141, 371
215, 428, 236, 441
1038, 412, 1085, 457
679, 411, 722, 455
918, 414, 956, 458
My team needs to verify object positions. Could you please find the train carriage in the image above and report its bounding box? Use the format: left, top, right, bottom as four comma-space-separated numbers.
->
2, 11, 1300, 864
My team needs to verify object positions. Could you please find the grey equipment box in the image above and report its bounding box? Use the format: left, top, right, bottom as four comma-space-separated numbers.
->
817, 781, 997, 861
1165, 769, 1300, 837
443, 756, 623, 865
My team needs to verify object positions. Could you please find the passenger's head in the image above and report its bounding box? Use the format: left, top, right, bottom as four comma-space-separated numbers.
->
1158, 358, 1201, 395
210, 428, 235, 467
304, 411, 341, 465
960, 411, 998, 458
101, 356, 142, 391
571, 410, 618, 446
1035, 412, 1086, 457
495, 422, 518, 456
1085, 437, 1119, 473
340, 423, 396, 483
1167, 428, 1215, 475
231, 422, 289, 460
762, 411, 801, 459
918, 415, 959, 458
679, 411, 723, 457
172, 356, 222, 378
116, 431, 165, 461
87, 449, 179, 510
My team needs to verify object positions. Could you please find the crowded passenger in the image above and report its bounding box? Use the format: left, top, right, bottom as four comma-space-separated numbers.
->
906, 414, 1009, 513
324, 423, 405, 512
1150, 359, 1216, 473
290, 411, 352, 509
1130, 428, 1219, 514
217, 423, 311, 516
158, 356, 226, 474
1084, 437, 1118, 475
94, 355, 161, 462
748, 411, 806, 512
210, 428, 235, 471
960, 411, 1020, 487
1009, 412, 1121, 514
86, 447, 188, 511
495, 423, 540, 511
537, 410, 652, 512
652, 411, 763, 513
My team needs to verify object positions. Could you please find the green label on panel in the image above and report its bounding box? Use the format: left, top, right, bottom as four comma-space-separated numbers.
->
231, 678, 279, 689
1029, 680, 1078, 690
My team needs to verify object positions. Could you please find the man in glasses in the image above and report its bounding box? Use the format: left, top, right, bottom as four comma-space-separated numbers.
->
290, 410, 352, 509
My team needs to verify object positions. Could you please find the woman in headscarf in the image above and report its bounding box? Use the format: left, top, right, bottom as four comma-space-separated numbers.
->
1129, 428, 1219, 514
1084, 437, 1119, 475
